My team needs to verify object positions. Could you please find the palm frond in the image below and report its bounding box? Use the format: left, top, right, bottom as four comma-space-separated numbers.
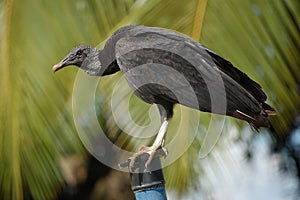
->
0, 0, 299, 199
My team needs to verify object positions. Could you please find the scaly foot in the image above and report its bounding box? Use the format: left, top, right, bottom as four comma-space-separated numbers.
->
129, 145, 168, 170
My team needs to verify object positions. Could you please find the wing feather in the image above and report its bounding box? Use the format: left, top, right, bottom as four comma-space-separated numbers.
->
112, 26, 275, 127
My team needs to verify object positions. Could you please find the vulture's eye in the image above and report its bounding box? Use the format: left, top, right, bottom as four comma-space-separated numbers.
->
76, 49, 83, 55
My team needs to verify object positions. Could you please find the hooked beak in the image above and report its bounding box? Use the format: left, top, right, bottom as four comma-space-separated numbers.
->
52, 63, 63, 72
52, 58, 67, 72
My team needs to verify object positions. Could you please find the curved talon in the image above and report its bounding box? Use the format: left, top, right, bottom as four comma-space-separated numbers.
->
129, 150, 148, 170
145, 147, 168, 168
129, 146, 168, 171
145, 151, 156, 169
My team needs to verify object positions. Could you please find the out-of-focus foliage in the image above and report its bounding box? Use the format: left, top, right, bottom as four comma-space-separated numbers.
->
0, 0, 299, 199
201, 0, 300, 137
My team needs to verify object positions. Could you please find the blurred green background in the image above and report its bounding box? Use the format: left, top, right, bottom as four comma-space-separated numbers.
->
0, 0, 299, 199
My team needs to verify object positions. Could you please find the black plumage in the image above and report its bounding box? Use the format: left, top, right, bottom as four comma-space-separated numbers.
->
53, 25, 276, 167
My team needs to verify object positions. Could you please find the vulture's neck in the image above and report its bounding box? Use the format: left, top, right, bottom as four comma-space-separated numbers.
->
83, 48, 120, 76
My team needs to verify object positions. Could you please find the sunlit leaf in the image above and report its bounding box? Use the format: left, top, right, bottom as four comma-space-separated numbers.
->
0, 0, 299, 199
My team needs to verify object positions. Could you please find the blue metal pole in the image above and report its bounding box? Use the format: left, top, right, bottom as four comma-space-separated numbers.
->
120, 154, 167, 200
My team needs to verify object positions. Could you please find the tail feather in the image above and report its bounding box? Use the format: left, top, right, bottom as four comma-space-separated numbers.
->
232, 110, 271, 130
262, 102, 277, 116
232, 102, 276, 130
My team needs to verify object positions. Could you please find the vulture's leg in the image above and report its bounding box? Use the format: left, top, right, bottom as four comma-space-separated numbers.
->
129, 103, 174, 169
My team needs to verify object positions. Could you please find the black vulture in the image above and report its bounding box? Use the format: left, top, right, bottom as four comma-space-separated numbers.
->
53, 25, 276, 168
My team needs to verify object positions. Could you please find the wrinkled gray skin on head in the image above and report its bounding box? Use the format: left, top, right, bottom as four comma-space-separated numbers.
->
53, 44, 101, 76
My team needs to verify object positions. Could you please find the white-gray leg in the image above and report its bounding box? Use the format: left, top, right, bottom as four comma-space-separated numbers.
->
152, 119, 169, 149
129, 118, 171, 169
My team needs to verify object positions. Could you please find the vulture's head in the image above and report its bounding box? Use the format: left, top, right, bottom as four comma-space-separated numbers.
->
53, 44, 101, 75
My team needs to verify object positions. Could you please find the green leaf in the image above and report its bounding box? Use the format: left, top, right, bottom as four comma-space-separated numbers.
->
0, 0, 299, 199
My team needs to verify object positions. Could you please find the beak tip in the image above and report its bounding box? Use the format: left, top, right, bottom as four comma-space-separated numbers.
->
52, 64, 61, 72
